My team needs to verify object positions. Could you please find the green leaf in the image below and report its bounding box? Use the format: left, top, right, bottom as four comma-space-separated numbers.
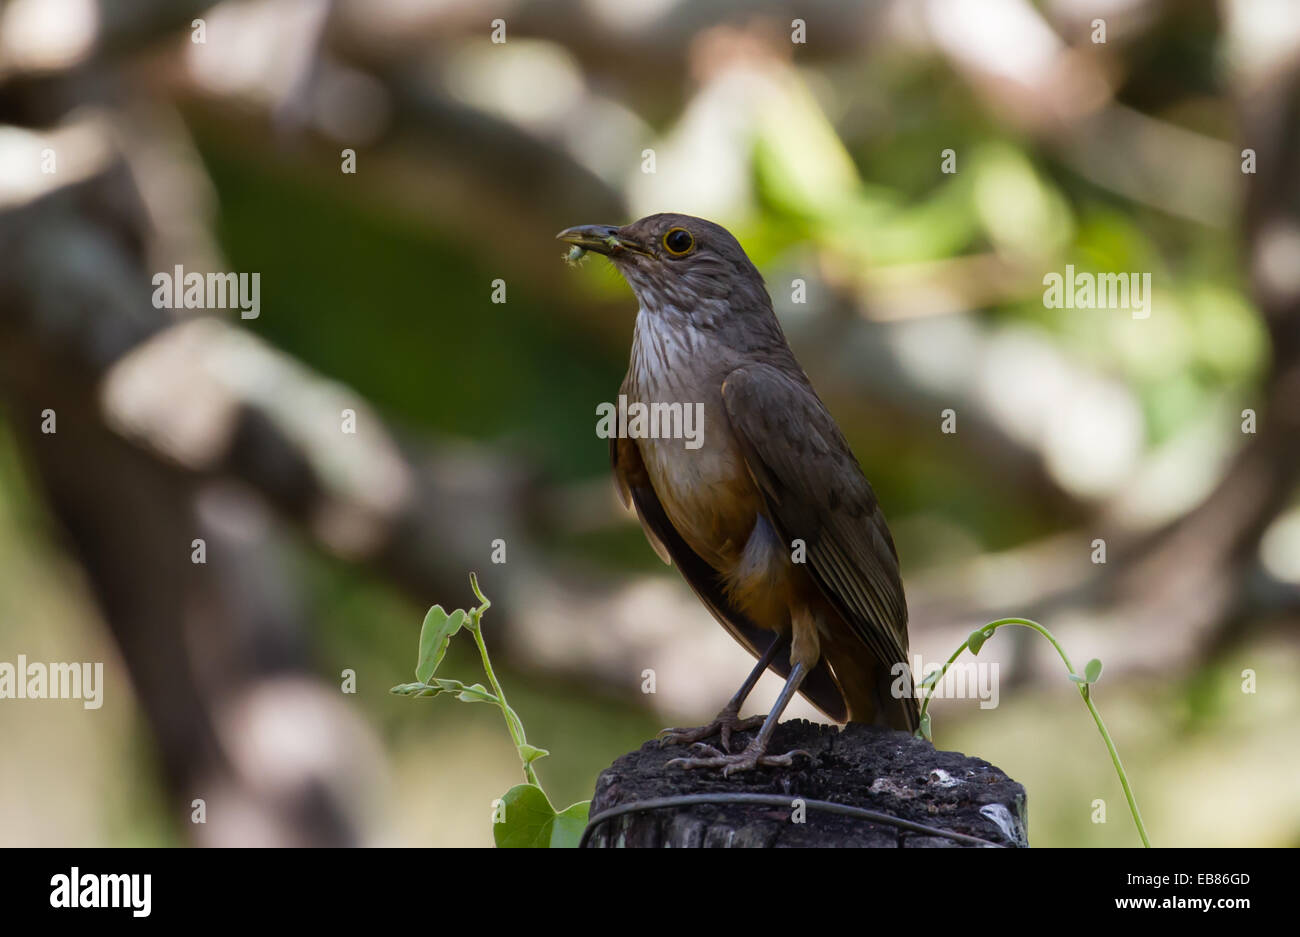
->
455, 682, 499, 704
920, 668, 942, 689
1084, 658, 1103, 684
550, 800, 590, 849
917, 710, 932, 741
1068, 672, 1086, 683
967, 628, 991, 655
493, 785, 591, 848
391, 677, 499, 702
415, 606, 466, 683
518, 744, 550, 765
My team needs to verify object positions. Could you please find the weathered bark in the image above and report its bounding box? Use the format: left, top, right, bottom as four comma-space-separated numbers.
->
586, 721, 1028, 848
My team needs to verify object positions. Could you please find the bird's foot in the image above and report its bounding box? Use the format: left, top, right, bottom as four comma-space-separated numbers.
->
666, 740, 810, 777
658, 705, 764, 753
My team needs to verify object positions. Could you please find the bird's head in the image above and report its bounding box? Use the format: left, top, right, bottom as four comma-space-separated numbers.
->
557, 213, 772, 328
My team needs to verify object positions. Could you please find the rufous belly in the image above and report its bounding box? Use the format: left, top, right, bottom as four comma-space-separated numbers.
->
636, 430, 797, 634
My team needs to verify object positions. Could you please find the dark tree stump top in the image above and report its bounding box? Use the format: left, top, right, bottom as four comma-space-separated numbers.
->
586, 720, 1028, 848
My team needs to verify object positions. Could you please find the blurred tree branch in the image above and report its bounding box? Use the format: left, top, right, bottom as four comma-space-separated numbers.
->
1, 2, 1297, 831
0, 164, 378, 845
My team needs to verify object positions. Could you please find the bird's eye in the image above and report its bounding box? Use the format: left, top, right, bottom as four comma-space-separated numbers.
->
662, 227, 694, 256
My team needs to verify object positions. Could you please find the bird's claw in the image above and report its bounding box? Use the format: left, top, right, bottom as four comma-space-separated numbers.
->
688, 742, 724, 756
666, 744, 811, 776
658, 708, 765, 753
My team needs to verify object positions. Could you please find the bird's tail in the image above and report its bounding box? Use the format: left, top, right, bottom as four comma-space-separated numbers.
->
871, 661, 921, 733
826, 641, 920, 733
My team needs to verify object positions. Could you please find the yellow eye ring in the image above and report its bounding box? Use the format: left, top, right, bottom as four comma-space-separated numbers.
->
662, 227, 695, 256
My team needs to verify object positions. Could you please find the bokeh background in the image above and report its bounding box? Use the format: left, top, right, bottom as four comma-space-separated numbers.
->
2, 0, 1299, 847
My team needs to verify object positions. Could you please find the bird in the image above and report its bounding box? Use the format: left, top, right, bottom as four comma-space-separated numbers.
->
558, 213, 918, 774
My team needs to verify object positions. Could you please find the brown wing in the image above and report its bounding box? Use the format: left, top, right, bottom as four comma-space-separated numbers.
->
611, 434, 848, 722
719, 365, 915, 724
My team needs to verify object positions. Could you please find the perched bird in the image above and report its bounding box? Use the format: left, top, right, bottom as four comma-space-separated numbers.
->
558, 213, 917, 774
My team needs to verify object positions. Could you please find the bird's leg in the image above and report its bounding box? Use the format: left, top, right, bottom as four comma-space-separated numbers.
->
658, 633, 789, 752
666, 660, 811, 776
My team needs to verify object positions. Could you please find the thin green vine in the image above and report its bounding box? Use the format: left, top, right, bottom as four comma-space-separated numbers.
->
917, 617, 1150, 847
391, 574, 589, 847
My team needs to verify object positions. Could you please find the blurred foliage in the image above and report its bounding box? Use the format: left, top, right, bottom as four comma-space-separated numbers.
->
202, 140, 623, 482
3, 3, 1296, 849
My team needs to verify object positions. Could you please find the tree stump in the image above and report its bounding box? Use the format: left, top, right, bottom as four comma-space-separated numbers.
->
585, 720, 1028, 847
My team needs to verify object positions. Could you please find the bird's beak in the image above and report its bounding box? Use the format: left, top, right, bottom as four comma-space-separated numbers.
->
556, 224, 646, 256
